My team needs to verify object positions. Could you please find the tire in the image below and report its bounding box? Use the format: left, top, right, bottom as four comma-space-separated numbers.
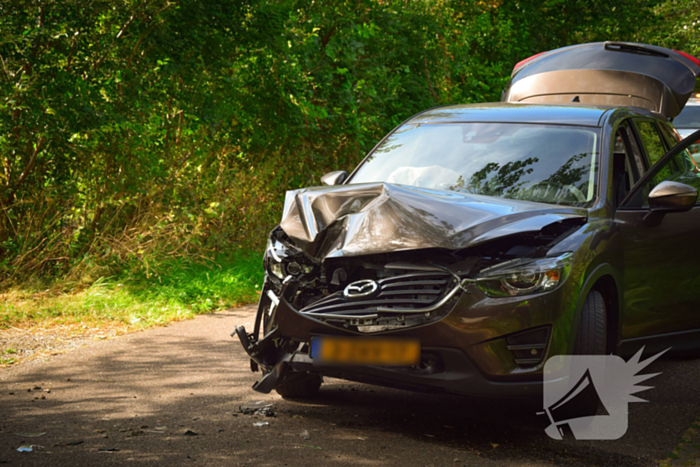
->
573, 290, 607, 355
275, 373, 323, 398
557, 290, 607, 423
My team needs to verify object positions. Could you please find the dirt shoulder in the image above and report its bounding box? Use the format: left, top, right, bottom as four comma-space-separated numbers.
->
0, 324, 125, 367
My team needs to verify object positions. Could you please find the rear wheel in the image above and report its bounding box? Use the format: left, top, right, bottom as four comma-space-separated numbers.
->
275, 373, 323, 398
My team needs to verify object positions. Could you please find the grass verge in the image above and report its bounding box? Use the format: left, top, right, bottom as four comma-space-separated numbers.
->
660, 418, 700, 466
0, 251, 263, 365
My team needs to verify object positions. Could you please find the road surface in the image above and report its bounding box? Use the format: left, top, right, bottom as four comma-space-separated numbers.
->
1, 305, 698, 466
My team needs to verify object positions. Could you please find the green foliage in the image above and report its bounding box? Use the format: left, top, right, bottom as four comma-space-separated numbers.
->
0, 251, 263, 327
0, 0, 691, 285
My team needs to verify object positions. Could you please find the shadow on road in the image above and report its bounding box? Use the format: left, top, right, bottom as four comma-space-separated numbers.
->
0, 306, 698, 466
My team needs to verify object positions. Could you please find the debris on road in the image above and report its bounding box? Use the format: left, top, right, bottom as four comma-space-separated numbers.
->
300, 429, 310, 440
183, 430, 198, 436
239, 400, 276, 417
98, 448, 120, 452
17, 445, 42, 452
253, 422, 269, 427
297, 444, 323, 450
53, 440, 84, 446
14, 432, 46, 438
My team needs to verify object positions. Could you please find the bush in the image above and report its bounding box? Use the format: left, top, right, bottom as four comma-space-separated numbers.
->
0, 0, 691, 286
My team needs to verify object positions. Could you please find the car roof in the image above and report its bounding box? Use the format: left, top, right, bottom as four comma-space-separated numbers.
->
406, 102, 657, 127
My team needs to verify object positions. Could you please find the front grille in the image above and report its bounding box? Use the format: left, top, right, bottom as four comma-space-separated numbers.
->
300, 272, 455, 322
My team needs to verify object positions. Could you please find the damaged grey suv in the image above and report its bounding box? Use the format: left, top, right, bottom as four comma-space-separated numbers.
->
235, 42, 700, 398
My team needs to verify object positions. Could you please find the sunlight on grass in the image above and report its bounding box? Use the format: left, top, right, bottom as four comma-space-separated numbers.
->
0, 251, 264, 330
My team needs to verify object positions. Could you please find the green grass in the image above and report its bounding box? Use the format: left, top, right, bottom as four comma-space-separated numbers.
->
0, 250, 264, 330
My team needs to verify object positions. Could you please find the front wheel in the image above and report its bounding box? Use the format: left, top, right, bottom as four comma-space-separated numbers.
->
557, 290, 607, 423
275, 372, 323, 398
573, 290, 607, 355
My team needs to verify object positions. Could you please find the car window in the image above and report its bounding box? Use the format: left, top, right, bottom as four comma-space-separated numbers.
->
634, 120, 666, 165
660, 122, 700, 168
612, 130, 633, 207
619, 121, 647, 176
626, 148, 700, 207
658, 123, 682, 148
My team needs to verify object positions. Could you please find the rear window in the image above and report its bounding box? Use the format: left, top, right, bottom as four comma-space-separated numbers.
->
674, 105, 700, 128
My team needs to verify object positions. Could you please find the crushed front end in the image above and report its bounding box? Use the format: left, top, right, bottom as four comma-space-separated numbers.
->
235, 210, 585, 398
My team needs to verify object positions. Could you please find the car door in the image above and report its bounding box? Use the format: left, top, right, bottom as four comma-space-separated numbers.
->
614, 120, 700, 351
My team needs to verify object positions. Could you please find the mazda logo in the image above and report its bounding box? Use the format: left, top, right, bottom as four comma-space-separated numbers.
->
343, 279, 378, 299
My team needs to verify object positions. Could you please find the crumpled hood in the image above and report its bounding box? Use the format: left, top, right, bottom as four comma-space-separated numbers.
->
280, 183, 587, 259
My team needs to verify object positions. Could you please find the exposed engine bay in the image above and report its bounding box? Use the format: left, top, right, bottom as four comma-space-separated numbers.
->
264, 218, 582, 334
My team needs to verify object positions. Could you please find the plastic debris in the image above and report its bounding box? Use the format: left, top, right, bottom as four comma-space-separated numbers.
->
252, 422, 269, 427
300, 430, 310, 440
239, 401, 276, 417
98, 448, 120, 452
17, 445, 41, 453
52, 440, 84, 446
14, 433, 46, 438
155, 426, 167, 431
183, 430, 198, 436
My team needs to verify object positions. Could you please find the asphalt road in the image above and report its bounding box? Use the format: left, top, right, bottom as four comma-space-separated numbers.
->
1, 305, 698, 466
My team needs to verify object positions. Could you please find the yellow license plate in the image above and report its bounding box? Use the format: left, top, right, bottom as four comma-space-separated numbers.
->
311, 337, 420, 366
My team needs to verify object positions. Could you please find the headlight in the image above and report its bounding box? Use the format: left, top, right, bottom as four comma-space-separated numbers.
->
266, 238, 289, 279
265, 236, 314, 280
475, 252, 573, 297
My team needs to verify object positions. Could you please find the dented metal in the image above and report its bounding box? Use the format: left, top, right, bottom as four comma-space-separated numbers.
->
280, 182, 586, 260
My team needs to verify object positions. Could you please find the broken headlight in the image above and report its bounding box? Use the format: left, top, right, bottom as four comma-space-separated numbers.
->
475, 252, 573, 297
265, 236, 314, 281
265, 238, 289, 280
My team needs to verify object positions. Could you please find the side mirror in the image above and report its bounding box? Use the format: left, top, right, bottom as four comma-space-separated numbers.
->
320, 170, 347, 186
648, 181, 697, 211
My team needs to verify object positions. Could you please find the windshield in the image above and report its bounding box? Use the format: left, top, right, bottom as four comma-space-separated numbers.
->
674, 104, 700, 128
350, 123, 600, 206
